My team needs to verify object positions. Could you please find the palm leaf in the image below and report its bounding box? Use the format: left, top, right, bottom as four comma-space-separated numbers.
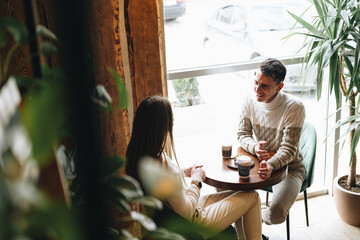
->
287, 11, 326, 39
341, 9, 351, 27
329, 54, 341, 107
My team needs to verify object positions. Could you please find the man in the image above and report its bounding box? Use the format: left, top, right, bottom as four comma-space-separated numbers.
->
237, 58, 305, 226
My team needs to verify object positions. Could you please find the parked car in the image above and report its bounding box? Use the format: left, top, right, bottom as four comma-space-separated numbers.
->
163, 0, 186, 21
202, 0, 316, 93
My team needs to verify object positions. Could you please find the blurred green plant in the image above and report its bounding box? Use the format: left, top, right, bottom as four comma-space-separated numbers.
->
172, 77, 201, 107
0, 16, 82, 240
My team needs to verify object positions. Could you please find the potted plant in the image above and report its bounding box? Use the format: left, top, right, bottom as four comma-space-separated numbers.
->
288, 0, 360, 226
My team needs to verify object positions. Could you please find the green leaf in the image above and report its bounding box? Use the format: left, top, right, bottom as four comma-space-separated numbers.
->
0, 16, 28, 44
39, 42, 58, 57
340, 9, 350, 27
329, 54, 341, 108
105, 175, 143, 200
13, 75, 43, 89
130, 211, 157, 231
350, 124, 360, 164
0, 28, 6, 47
100, 156, 125, 178
287, 11, 326, 39
36, 24, 58, 41
22, 82, 67, 165
313, 0, 328, 32
108, 67, 128, 110
133, 196, 163, 209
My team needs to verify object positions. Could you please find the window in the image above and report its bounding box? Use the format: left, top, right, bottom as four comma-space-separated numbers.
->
164, 0, 328, 195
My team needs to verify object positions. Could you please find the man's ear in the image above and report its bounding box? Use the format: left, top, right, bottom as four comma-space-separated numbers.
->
277, 82, 284, 92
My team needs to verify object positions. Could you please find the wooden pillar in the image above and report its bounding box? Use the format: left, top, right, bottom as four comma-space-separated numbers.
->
124, 0, 167, 115
82, 0, 131, 159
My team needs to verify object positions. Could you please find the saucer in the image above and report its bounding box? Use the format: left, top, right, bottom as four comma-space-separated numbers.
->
226, 158, 254, 170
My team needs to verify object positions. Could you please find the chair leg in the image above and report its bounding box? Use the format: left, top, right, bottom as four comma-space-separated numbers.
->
286, 213, 290, 240
304, 189, 309, 226
266, 192, 269, 206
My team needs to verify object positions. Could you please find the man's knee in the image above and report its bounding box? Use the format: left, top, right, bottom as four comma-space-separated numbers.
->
263, 204, 288, 224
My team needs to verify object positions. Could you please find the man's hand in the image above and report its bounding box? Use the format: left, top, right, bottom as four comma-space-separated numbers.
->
258, 160, 272, 179
254, 141, 270, 161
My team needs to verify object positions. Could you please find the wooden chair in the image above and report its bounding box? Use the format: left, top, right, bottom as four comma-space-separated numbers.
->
263, 121, 317, 240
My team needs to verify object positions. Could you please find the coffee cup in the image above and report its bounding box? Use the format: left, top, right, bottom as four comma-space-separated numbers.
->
236, 155, 251, 179
222, 145, 232, 159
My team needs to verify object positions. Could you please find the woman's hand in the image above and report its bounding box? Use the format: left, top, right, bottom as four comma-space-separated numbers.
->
254, 141, 270, 161
184, 165, 203, 177
190, 165, 206, 181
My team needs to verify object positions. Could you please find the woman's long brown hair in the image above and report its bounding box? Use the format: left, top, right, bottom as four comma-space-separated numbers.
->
125, 96, 175, 183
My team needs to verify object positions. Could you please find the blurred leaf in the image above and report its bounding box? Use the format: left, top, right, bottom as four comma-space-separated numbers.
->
120, 229, 138, 240
91, 84, 112, 112
106, 227, 119, 237
13, 75, 49, 91
22, 84, 68, 165
130, 211, 156, 231
110, 197, 131, 212
40, 65, 66, 84
0, 17, 28, 44
133, 196, 162, 210
27, 205, 83, 240
39, 42, 58, 57
0, 28, 6, 47
139, 157, 182, 200
36, 25, 58, 41
108, 67, 128, 110
100, 156, 125, 178
146, 228, 186, 240
105, 175, 143, 200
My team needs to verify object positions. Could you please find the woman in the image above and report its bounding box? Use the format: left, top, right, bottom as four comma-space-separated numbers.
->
126, 96, 262, 240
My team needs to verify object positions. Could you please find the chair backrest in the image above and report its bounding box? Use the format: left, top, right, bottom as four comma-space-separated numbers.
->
299, 121, 317, 191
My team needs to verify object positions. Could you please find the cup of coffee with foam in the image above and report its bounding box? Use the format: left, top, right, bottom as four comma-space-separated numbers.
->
236, 155, 251, 179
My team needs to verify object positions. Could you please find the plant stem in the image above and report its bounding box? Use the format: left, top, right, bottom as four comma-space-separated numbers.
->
339, 54, 347, 96
3, 43, 19, 80
348, 92, 357, 187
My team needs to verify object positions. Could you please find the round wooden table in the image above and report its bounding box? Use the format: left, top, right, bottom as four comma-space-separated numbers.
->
203, 147, 287, 190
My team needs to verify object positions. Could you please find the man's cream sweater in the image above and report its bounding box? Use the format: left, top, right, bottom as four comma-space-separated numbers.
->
237, 91, 305, 178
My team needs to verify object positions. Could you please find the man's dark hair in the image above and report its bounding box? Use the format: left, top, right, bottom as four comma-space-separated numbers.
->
259, 58, 287, 84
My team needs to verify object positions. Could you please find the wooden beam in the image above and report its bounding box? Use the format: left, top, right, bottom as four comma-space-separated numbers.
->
124, 0, 167, 113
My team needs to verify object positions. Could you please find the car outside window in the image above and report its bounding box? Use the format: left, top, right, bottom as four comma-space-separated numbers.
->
218, 6, 235, 24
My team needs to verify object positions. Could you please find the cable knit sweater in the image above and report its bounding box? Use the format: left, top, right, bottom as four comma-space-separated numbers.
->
237, 91, 305, 178
164, 153, 202, 220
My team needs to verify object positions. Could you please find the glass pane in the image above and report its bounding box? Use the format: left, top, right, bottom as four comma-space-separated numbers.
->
164, 0, 313, 70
